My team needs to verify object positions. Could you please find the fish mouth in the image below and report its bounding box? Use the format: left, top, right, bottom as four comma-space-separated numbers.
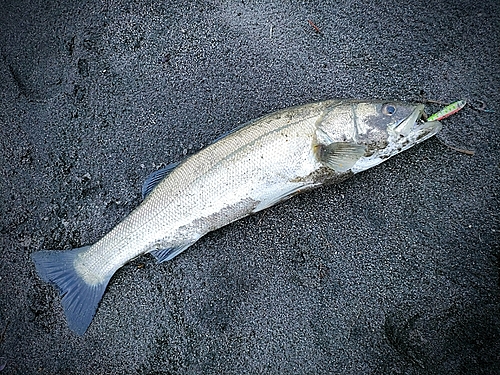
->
391, 104, 442, 150
350, 104, 442, 173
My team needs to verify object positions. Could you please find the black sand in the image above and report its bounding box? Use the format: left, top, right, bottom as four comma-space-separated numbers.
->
0, 0, 499, 373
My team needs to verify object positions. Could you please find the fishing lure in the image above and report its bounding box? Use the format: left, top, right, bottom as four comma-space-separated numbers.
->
427, 100, 466, 121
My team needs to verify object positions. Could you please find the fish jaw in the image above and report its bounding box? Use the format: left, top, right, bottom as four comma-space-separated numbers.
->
350, 105, 441, 173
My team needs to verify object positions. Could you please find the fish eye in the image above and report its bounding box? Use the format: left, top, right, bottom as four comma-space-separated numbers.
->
382, 104, 396, 116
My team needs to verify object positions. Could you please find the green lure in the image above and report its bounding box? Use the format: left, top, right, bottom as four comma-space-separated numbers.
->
427, 100, 466, 121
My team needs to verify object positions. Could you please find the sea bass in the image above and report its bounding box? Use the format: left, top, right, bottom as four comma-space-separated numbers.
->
32, 100, 441, 335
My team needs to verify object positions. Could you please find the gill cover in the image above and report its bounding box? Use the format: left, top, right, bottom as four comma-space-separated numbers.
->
315, 101, 442, 174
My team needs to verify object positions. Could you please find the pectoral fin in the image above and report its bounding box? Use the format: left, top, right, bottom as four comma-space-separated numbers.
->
315, 142, 366, 173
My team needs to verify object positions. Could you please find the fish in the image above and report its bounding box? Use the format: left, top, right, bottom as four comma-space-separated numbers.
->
31, 99, 442, 335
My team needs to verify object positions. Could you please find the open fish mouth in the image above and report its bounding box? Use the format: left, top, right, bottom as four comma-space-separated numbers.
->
391, 104, 442, 150
350, 104, 442, 173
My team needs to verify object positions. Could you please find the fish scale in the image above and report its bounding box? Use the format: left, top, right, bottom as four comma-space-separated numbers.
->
77, 105, 323, 283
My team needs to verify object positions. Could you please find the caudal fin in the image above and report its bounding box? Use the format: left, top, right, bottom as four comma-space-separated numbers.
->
31, 246, 111, 335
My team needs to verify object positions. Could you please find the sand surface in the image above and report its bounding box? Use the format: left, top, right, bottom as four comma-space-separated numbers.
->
0, 0, 498, 373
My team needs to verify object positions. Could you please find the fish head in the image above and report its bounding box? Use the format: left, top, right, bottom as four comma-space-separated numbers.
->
316, 101, 442, 173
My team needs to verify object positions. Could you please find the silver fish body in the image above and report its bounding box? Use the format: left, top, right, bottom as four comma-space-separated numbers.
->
32, 99, 441, 334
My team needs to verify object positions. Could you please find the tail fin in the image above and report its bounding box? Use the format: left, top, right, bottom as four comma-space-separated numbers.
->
31, 246, 111, 335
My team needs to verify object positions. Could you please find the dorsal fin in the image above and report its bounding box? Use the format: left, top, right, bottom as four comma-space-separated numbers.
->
141, 162, 179, 198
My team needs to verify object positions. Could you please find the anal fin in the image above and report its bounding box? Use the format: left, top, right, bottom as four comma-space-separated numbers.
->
150, 242, 194, 263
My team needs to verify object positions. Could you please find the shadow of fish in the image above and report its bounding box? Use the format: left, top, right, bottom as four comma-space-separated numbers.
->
32, 99, 441, 335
